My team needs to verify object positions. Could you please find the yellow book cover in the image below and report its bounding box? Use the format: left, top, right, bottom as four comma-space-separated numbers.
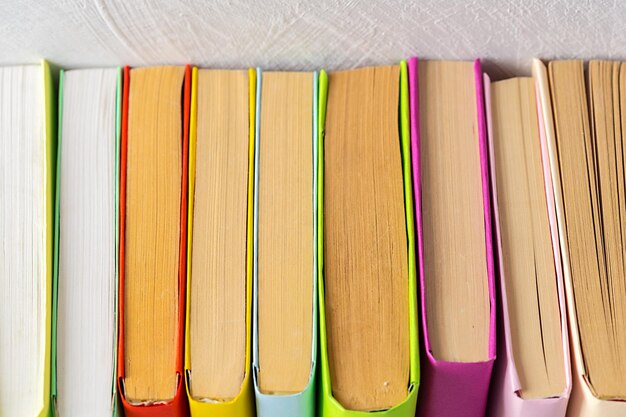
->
184, 67, 255, 416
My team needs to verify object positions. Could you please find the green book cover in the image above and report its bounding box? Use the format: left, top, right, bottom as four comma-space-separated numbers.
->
316, 61, 419, 417
44, 59, 58, 417
113, 66, 122, 417
51, 67, 122, 417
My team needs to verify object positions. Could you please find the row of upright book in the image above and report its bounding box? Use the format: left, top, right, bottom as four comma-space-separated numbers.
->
0, 57, 624, 417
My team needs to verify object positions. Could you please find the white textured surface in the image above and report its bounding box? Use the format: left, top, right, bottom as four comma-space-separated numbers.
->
1, 0, 626, 78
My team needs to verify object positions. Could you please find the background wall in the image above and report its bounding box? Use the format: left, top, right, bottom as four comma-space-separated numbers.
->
1, 0, 623, 79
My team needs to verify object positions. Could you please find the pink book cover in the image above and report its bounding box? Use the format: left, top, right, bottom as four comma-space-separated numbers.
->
531, 58, 626, 417
483, 73, 572, 417
408, 57, 496, 417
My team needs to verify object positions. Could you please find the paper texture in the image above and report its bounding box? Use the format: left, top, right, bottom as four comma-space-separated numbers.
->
532, 58, 626, 417
183, 67, 255, 417
52, 67, 121, 417
116, 65, 190, 417
410, 57, 495, 417
250, 69, 318, 417
484, 71, 572, 417
317, 61, 419, 417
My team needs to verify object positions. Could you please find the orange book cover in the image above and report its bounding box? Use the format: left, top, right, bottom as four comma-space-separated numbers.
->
117, 65, 191, 417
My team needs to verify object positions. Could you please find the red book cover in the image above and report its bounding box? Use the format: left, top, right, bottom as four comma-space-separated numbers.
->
117, 65, 191, 417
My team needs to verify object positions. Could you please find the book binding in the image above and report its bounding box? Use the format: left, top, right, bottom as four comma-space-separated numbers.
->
409, 57, 496, 417
532, 58, 626, 417
484, 71, 572, 417
251, 68, 319, 417
52, 67, 122, 417
116, 65, 191, 417
316, 61, 420, 417
183, 67, 256, 417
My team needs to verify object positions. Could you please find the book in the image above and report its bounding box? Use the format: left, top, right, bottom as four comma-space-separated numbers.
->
54, 68, 121, 417
117, 65, 190, 416
252, 69, 317, 417
485, 73, 571, 416
537, 58, 626, 416
409, 58, 495, 417
0, 61, 56, 417
318, 62, 419, 416
184, 67, 255, 416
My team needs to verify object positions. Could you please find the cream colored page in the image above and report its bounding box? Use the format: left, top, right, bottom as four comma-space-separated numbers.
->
189, 69, 248, 400
324, 66, 409, 411
491, 78, 565, 399
124, 66, 184, 403
419, 61, 489, 362
549, 60, 626, 399
257, 71, 314, 395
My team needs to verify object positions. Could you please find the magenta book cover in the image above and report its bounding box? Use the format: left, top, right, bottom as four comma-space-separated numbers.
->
408, 57, 496, 417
